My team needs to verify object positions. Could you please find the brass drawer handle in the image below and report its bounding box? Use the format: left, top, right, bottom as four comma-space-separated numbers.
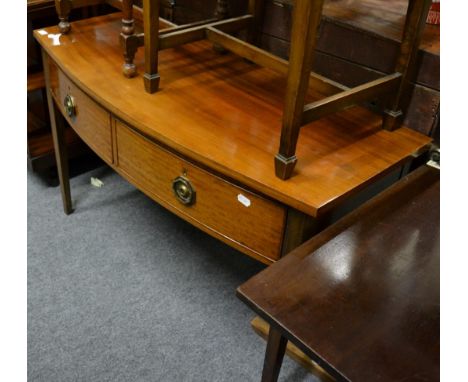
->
64, 94, 76, 118
172, 176, 196, 206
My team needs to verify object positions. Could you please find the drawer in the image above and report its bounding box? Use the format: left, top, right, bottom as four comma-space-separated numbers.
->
49, 61, 113, 164
115, 121, 286, 262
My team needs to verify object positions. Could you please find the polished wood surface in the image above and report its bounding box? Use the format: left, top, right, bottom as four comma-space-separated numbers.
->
49, 60, 113, 164
34, 14, 431, 217
109, 0, 431, 178
238, 165, 440, 381
115, 120, 286, 263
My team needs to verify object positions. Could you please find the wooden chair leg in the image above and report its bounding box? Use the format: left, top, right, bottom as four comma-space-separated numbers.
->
215, 0, 229, 19
275, 0, 325, 180
248, 0, 265, 46
55, 0, 73, 34
143, 0, 160, 93
382, 0, 432, 131
42, 50, 73, 215
121, 0, 138, 78
212, 0, 229, 53
261, 327, 288, 382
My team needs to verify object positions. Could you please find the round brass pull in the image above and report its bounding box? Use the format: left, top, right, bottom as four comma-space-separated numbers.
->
64, 94, 76, 118
172, 176, 196, 205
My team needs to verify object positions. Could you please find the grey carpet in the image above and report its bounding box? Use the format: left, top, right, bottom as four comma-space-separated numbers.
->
28, 165, 320, 382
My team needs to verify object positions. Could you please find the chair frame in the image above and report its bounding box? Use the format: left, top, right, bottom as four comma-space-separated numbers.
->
55, 0, 432, 180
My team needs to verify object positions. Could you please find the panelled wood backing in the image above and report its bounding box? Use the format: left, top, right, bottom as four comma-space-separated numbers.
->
168, 0, 439, 136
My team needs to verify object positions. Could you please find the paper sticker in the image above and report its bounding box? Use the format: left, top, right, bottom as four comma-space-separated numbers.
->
90, 177, 104, 188
237, 194, 251, 207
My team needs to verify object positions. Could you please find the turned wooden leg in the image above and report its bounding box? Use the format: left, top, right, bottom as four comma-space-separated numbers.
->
42, 50, 73, 215
275, 0, 325, 180
261, 326, 288, 382
143, 0, 160, 93
382, 0, 431, 131
120, 0, 138, 78
55, 0, 73, 34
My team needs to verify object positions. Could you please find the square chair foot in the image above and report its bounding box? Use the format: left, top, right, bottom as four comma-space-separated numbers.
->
144, 73, 160, 94
275, 154, 297, 180
382, 109, 403, 131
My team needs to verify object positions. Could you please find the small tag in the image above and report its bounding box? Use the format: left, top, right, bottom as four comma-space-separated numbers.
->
37, 30, 48, 36
237, 194, 251, 207
90, 177, 104, 188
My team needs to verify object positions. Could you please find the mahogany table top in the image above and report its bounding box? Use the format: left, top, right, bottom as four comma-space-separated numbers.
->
238, 165, 440, 381
34, 14, 431, 217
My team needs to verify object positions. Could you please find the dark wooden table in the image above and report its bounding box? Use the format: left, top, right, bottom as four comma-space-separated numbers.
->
237, 165, 440, 382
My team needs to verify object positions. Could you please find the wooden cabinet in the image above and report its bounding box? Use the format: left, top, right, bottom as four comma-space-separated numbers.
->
35, 15, 432, 264
44, 54, 287, 263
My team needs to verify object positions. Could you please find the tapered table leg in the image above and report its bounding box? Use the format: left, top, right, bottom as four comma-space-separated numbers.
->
42, 50, 73, 215
275, 0, 325, 180
382, 0, 432, 131
261, 327, 288, 382
247, 0, 265, 46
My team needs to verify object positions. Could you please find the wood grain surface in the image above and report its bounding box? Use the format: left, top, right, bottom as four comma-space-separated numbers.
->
34, 14, 431, 217
49, 60, 113, 164
115, 120, 286, 263
238, 165, 440, 381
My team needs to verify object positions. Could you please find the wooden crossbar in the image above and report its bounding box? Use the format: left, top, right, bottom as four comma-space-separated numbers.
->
205, 27, 348, 95
206, 27, 288, 73
159, 18, 218, 35
71, 0, 105, 7
107, 0, 177, 27
127, 15, 253, 54
158, 15, 253, 50
302, 72, 402, 124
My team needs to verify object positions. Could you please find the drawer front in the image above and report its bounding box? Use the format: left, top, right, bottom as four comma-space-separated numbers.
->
49, 62, 113, 163
115, 121, 286, 262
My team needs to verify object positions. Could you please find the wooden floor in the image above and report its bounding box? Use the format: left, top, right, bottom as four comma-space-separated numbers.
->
34, 14, 431, 217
